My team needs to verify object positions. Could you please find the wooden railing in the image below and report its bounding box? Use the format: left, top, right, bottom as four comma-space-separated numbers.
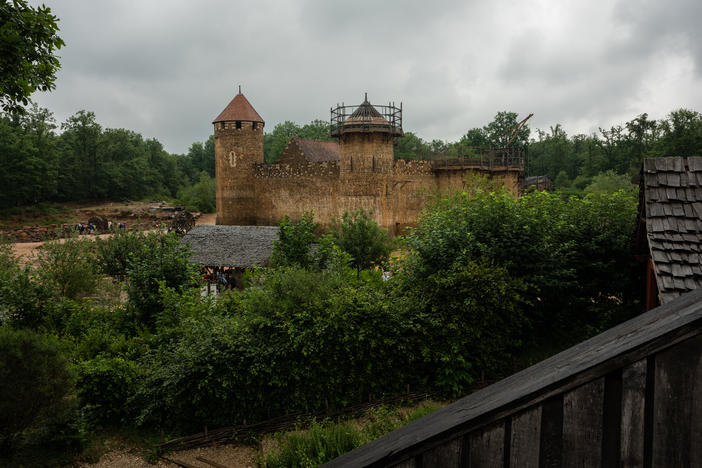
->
431, 147, 525, 172
324, 288, 702, 467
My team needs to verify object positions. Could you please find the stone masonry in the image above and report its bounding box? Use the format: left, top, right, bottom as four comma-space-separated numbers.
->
213, 92, 522, 235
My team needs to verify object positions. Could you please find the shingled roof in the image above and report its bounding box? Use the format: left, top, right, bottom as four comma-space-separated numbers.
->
344, 97, 390, 126
213, 92, 264, 124
280, 137, 339, 164
181, 225, 279, 268
640, 156, 702, 303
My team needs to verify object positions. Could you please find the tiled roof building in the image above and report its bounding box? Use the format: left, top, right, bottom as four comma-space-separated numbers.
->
637, 156, 702, 307
278, 137, 340, 165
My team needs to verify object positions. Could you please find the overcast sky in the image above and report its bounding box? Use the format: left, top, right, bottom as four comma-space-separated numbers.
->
30, 0, 702, 154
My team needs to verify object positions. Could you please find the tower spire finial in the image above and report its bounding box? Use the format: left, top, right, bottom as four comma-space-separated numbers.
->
365, 92, 368, 102
238, 84, 242, 94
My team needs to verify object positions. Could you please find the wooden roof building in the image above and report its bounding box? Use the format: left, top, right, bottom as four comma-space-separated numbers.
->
278, 137, 340, 165
181, 225, 279, 268
324, 288, 702, 467
635, 156, 702, 309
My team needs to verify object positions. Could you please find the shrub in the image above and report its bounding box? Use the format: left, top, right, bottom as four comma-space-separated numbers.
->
330, 209, 393, 278
394, 259, 526, 394
0, 328, 76, 450
76, 357, 138, 425
95, 230, 147, 278
125, 232, 199, 327
135, 267, 419, 431
36, 235, 99, 299
403, 188, 640, 349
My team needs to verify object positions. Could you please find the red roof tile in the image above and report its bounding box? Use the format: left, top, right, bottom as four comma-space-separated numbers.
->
295, 138, 339, 163
213, 93, 264, 124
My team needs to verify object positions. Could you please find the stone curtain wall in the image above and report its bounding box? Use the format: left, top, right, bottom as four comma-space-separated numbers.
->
253, 161, 340, 179
214, 120, 520, 233
244, 162, 515, 235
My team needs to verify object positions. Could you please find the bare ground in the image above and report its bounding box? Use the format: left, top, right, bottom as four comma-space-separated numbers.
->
77, 445, 258, 468
9, 205, 216, 267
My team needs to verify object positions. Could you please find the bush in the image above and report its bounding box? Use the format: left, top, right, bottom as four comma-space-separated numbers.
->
330, 209, 393, 278
37, 235, 99, 299
135, 267, 419, 431
403, 188, 640, 348
0, 328, 76, 450
125, 232, 199, 327
95, 230, 148, 278
76, 357, 138, 425
394, 259, 526, 394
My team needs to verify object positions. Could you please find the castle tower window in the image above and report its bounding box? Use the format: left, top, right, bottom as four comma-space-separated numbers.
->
252, 122, 257, 130
236, 121, 242, 129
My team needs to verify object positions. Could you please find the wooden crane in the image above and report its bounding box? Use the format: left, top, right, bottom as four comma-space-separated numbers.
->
503, 113, 533, 147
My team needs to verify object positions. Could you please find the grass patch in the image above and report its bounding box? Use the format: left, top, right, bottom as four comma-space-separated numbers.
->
261, 401, 445, 467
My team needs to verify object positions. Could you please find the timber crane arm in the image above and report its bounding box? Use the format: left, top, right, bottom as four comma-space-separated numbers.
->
504, 113, 533, 147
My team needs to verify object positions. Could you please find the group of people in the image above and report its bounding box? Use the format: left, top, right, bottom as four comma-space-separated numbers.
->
75, 223, 96, 235
202, 268, 234, 293
74, 221, 128, 235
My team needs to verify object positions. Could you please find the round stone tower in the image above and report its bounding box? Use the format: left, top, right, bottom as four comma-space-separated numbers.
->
330, 95, 403, 174
212, 91, 264, 225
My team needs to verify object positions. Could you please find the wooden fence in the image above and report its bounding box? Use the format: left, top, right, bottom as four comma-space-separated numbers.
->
324, 288, 702, 467
430, 148, 525, 172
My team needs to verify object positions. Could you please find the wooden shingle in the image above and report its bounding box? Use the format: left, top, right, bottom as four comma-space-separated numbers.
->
640, 157, 702, 302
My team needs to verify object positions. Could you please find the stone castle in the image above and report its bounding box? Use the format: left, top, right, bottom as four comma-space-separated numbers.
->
213, 92, 524, 234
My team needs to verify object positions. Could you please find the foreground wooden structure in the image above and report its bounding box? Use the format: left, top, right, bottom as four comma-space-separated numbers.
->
325, 288, 702, 467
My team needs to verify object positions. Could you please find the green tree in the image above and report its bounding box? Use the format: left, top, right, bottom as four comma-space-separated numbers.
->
0, 328, 75, 451
331, 210, 392, 278
299, 119, 332, 140
59, 110, 102, 199
126, 232, 199, 327
483, 111, 530, 148
554, 170, 571, 190
270, 212, 322, 269
0, 0, 64, 113
394, 132, 429, 160
655, 109, 702, 157
264, 120, 301, 163
0, 105, 59, 207
584, 170, 634, 194
36, 235, 99, 300
402, 188, 639, 347
178, 172, 216, 212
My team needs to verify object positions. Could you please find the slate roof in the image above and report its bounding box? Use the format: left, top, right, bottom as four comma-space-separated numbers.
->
181, 225, 279, 268
641, 156, 702, 303
213, 93, 265, 124
280, 137, 339, 164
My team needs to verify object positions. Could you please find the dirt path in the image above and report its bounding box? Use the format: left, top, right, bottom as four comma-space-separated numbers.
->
10, 213, 216, 268
79, 445, 258, 468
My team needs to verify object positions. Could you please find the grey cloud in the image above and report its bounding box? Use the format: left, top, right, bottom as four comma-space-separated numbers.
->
27, 0, 702, 154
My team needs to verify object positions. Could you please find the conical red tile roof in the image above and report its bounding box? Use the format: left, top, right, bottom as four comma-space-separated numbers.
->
213, 93, 264, 124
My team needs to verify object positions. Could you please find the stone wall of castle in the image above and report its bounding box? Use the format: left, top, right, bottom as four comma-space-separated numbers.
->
230, 156, 519, 235
213, 102, 521, 234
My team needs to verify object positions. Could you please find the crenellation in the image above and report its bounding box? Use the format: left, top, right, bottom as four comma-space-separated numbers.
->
214, 92, 523, 235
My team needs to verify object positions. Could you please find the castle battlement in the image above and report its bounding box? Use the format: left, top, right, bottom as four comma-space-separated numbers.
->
253, 161, 340, 179
392, 160, 434, 175
213, 92, 523, 234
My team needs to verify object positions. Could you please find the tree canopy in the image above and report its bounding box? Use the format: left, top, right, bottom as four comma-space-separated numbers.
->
0, 0, 64, 113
